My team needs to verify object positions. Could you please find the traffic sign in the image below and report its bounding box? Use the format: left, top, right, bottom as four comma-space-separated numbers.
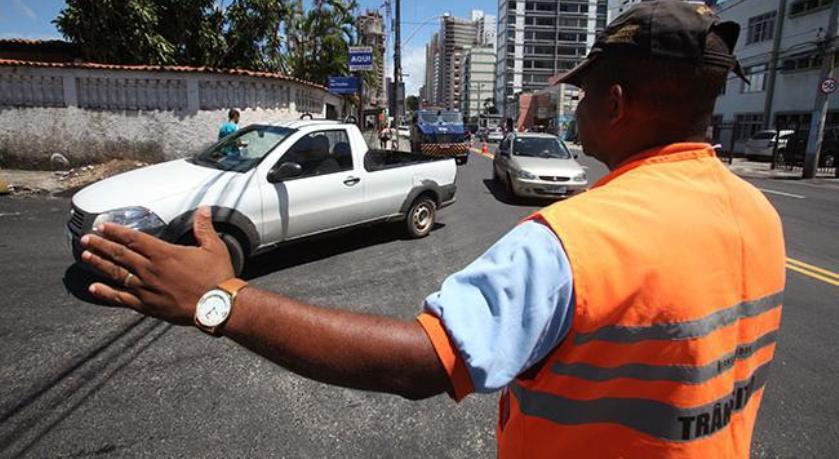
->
328, 76, 360, 94
819, 77, 837, 95
349, 46, 374, 71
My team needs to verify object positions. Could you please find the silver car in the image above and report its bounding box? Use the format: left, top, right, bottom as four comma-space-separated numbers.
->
492, 133, 588, 199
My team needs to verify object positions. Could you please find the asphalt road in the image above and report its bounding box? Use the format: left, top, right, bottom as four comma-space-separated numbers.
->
0, 147, 836, 457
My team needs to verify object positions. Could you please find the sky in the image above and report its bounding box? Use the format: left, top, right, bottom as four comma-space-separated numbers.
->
0, 0, 499, 97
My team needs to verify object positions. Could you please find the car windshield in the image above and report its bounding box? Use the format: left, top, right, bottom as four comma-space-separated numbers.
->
752, 131, 776, 140
419, 113, 438, 123
440, 112, 462, 124
193, 125, 296, 172
513, 137, 571, 159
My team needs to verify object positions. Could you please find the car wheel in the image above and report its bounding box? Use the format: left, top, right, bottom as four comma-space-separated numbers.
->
505, 173, 516, 199
822, 153, 835, 168
220, 233, 246, 276
176, 230, 245, 276
405, 196, 436, 238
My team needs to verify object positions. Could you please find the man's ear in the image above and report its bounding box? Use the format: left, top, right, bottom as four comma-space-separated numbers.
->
608, 84, 627, 126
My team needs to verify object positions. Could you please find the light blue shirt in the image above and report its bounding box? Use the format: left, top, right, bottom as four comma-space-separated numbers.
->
218, 121, 238, 140
424, 220, 574, 393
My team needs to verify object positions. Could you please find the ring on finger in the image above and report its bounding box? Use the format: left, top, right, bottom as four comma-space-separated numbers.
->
123, 272, 135, 287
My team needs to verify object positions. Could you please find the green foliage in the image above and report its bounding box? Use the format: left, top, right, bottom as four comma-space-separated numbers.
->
54, 0, 366, 85
406, 95, 419, 112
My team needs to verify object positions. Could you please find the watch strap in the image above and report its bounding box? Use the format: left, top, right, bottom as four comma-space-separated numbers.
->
218, 278, 249, 298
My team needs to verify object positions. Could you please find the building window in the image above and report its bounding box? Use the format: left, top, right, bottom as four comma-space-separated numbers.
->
746, 12, 776, 44
734, 114, 764, 141
741, 64, 768, 93
790, 0, 833, 16
782, 52, 823, 71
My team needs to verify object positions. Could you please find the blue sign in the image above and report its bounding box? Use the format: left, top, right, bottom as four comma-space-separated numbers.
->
328, 76, 360, 94
348, 46, 374, 71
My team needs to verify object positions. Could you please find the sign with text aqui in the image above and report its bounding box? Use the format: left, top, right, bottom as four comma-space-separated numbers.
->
328, 76, 360, 94
348, 46, 374, 72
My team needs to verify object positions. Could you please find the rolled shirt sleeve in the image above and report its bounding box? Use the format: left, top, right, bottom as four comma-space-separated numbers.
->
418, 220, 575, 401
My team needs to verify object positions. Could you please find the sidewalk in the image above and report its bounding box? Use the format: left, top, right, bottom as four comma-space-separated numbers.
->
725, 158, 839, 186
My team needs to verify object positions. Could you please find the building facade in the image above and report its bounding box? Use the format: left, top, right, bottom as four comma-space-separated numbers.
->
495, 0, 609, 119
357, 11, 387, 108
713, 0, 839, 153
460, 45, 498, 122
608, 0, 716, 23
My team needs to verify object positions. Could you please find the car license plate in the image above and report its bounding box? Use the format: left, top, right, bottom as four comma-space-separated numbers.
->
545, 185, 567, 194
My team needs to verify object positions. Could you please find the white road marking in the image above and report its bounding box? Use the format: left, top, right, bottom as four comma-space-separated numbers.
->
758, 188, 806, 199
0, 212, 22, 218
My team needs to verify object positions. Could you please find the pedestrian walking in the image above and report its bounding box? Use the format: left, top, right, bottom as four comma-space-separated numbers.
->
378, 123, 390, 149
77, 2, 785, 457
218, 109, 240, 140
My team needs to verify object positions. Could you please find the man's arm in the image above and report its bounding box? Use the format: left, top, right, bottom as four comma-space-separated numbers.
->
80, 207, 450, 400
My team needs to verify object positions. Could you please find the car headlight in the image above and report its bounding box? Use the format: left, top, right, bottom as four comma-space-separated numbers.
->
92, 207, 166, 234
517, 169, 537, 179
573, 172, 587, 182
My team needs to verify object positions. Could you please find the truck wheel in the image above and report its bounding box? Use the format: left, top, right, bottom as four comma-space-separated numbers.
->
456, 155, 468, 165
406, 196, 436, 238
220, 233, 246, 276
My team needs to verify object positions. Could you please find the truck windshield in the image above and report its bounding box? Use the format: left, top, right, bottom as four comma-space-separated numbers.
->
440, 113, 462, 124
419, 113, 439, 124
193, 125, 296, 172
513, 137, 571, 159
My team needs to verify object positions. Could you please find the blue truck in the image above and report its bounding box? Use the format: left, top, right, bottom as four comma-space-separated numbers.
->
410, 109, 470, 165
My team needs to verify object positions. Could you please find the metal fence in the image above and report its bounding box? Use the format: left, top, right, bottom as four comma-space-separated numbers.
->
711, 120, 837, 177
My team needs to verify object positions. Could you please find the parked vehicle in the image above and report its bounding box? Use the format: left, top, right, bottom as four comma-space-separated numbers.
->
397, 125, 410, 138
67, 120, 457, 275
487, 127, 505, 143
492, 133, 588, 199
410, 109, 470, 165
744, 130, 795, 161
782, 128, 838, 170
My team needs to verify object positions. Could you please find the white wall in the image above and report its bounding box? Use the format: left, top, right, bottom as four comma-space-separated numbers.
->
0, 65, 346, 168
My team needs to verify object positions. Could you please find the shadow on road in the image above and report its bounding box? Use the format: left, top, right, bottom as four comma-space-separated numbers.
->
481, 179, 555, 208
62, 263, 120, 306
242, 221, 446, 279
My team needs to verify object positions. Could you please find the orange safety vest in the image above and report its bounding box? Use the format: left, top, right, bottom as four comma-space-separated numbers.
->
498, 143, 785, 458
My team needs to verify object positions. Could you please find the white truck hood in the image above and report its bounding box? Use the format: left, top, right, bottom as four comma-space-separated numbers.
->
72, 159, 233, 214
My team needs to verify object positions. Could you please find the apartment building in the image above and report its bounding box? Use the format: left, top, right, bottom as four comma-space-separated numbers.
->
460, 45, 498, 122
357, 11, 387, 108
713, 0, 839, 153
495, 0, 609, 119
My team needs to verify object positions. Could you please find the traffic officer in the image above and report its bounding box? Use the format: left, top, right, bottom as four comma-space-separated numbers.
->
79, 1, 785, 457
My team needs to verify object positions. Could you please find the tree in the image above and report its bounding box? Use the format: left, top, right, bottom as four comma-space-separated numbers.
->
54, 0, 362, 85
406, 95, 419, 112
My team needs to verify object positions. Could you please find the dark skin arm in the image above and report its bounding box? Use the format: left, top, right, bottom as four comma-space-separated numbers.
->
80, 207, 451, 400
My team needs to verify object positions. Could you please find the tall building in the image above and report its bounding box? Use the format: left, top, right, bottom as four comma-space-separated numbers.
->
712, 0, 839, 155
422, 11, 495, 109
609, 0, 715, 22
495, 0, 609, 120
357, 11, 386, 108
460, 45, 497, 122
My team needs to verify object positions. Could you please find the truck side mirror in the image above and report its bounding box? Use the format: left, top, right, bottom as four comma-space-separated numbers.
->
267, 162, 303, 182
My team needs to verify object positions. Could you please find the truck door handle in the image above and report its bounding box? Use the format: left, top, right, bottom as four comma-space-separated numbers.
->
343, 176, 361, 186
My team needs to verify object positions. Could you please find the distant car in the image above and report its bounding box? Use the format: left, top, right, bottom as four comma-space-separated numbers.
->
744, 130, 795, 161
397, 125, 410, 138
492, 133, 588, 199
487, 127, 505, 143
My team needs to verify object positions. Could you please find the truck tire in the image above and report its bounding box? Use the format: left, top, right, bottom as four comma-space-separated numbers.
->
220, 233, 246, 276
405, 196, 436, 238
456, 155, 468, 165
177, 231, 245, 276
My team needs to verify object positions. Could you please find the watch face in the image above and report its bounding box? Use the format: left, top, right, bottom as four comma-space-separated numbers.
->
196, 290, 232, 327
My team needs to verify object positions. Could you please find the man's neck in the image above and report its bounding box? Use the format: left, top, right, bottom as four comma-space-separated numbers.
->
606, 133, 708, 170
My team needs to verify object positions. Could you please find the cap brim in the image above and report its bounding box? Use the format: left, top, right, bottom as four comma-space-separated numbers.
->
553, 55, 598, 87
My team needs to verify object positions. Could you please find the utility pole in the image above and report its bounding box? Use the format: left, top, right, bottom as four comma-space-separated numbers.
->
804, 0, 839, 178
763, 0, 787, 131
391, 0, 403, 123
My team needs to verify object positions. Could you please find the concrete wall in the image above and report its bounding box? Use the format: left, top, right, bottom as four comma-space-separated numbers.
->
0, 65, 347, 169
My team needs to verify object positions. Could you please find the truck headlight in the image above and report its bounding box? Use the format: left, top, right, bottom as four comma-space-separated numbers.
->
92, 207, 166, 235
517, 169, 537, 179
573, 172, 587, 182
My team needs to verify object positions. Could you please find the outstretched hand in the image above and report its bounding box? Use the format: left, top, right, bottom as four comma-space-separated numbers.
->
81, 207, 235, 325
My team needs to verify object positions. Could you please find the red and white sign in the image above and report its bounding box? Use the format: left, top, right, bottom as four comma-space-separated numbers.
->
819, 77, 837, 95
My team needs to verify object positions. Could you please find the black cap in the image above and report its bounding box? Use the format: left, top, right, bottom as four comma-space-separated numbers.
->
557, 0, 748, 86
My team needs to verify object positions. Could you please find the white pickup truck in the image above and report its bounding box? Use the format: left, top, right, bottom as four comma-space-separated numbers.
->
66, 120, 457, 274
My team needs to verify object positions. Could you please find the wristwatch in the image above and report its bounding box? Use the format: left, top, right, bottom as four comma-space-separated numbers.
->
194, 278, 249, 336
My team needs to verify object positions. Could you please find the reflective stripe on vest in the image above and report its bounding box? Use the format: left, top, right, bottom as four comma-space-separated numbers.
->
511, 360, 770, 442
